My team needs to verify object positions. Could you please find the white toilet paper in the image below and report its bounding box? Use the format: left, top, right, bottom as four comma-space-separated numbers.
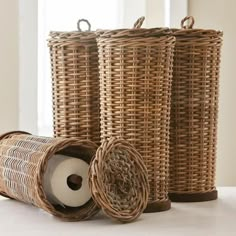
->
43, 154, 91, 207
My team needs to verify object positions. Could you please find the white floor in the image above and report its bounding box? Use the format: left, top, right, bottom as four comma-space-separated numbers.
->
1, 187, 236, 236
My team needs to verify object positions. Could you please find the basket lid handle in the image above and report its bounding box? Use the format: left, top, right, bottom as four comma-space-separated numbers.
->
77, 19, 91, 32
133, 16, 145, 29
181, 16, 195, 29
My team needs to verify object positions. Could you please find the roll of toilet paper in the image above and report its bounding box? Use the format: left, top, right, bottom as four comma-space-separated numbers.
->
43, 154, 91, 207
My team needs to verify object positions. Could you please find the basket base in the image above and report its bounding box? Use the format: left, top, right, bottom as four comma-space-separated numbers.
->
169, 190, 218, 202
144, 199, 171, 213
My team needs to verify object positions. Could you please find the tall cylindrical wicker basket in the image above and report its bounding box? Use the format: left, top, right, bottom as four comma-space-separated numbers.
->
97, 17, 175, 212
48, 19, 100, 145
169, 16, 223, 202
0, 131, 99, 221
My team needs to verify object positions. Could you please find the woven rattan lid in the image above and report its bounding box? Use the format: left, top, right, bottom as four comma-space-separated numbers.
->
48, 19, 96, 45
172, 16, 223, 37
96, 16, 171, 38
88, 138, 149, 223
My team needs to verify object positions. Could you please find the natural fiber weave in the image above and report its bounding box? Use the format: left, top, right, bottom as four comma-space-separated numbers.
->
48, 19, 100, 145
89, 138, 149, 222
0, 131, 99, 221
169, 16, 223, 201
97, 17, 175, 212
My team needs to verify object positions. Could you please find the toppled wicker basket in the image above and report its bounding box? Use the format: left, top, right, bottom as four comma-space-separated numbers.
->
0, 131, 149, 222
97, 17, 175, 212
48, 19, 100, 145
0, 131, 99, 221
169, 16, 223, 202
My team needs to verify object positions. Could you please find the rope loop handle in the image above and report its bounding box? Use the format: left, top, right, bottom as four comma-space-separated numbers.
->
77, 19, 91, 32
181, 16, 195, 29
133, 16, 145, 29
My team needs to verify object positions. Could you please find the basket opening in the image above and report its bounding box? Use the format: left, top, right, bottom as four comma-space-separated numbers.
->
56, 145, 95, 164
45, 143, 97, 217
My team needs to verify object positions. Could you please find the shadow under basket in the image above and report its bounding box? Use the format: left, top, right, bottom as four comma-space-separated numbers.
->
169, 16, 223, 202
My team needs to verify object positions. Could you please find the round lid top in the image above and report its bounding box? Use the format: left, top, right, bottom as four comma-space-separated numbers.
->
172, 16, 223, 38
48, 19, 96, 45
89, 138, 149, 223
96, 16, 171, 39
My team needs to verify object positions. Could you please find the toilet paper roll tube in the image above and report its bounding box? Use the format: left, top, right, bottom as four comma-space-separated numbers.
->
0, 131, 99, 221
43, 154, 92, 208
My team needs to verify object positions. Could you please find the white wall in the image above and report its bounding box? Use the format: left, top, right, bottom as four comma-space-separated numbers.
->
19, 0, 38, 134
0, 0, 37, 135
121, 0, 171, 28
146, 0, 165, 27
189, 0, 236, 186
122, 0, 146, 27
0, 0, 19, 133
169, 0, 188, 27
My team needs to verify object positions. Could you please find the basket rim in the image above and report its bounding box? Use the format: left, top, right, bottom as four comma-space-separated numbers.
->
48, 30, 96, 41
96, 27, 171, 38
171, 28, 223, 37
36, 137, 99, 220
88, 137, 149, 222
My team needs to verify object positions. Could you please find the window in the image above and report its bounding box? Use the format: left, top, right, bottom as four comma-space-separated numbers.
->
37, 0, 187, 136
38, 0, 125, 136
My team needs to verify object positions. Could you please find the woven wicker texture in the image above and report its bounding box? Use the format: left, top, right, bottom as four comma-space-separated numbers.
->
89, 138, 149, 222
48, 19, 100, 145
97, 17, 175, 212
0, 131, 99, 221
169, 16, 223, 201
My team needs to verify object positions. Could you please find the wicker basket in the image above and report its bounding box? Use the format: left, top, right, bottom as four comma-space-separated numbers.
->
97, 17, 175, 212
169, 16, 223, 202
0, 131, 99, 221
0, 132, 149, 222
48, 19, 100, 145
